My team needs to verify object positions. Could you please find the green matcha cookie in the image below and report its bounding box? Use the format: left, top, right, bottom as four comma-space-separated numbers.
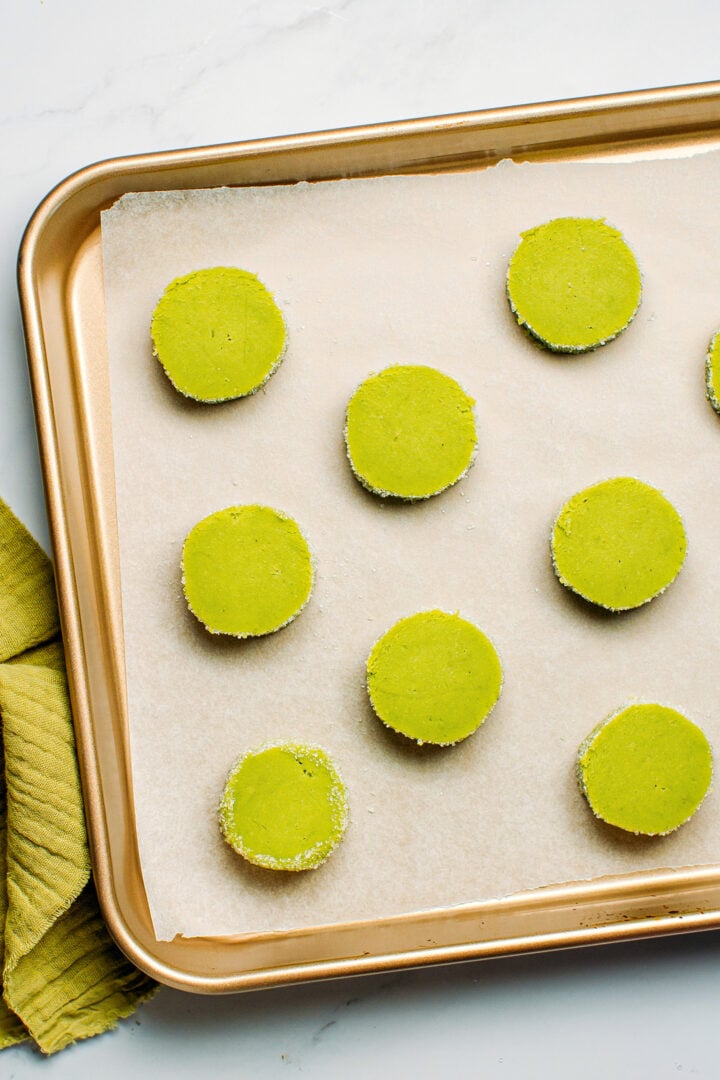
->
151, 267, 286, 401
182, 505, 313, 637
366, 610, 503, 745
506, 217, 642, 352
219, 744, 348, 871
344, 365, 477, 500
706, 330, 720, 414
577, 704, 713, 835
551, 477, 687, 611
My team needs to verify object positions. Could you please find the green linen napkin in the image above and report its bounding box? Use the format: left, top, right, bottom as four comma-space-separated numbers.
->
0, 498, 156, 1054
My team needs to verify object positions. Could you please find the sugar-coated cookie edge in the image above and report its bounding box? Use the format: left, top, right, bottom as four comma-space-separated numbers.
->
576, 703, 713, 836
365, 609, 504, 746
181, 504, 314, 638
549, 476, 687, 612
705, 329, 720, 415
506, 217, 642, 354
343, 364, 478, 501
218, 742, 349, 871
151, 267, 288, 403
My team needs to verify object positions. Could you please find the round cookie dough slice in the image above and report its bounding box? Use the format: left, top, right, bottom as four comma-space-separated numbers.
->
151, 267, 286, 401
506, 217, 642, 352
182, 505, 313, 637
551, 477, 687, 611
344, 365, 477, 500
366, 610, 503, 745
706, 329, 720, 414
577, 703, 712, 835
219, 744, 348, 871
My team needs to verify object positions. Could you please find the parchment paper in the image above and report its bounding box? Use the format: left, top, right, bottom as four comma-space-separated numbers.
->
102, 152, 720, 941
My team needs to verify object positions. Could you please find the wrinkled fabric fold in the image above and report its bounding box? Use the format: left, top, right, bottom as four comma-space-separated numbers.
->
0, 499, 156, 1053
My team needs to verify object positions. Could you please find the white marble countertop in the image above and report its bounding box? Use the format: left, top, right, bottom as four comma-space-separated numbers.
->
4, 1, 720, 1075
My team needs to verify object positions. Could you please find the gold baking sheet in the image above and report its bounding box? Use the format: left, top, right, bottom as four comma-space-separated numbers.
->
18, 83, 720, 991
